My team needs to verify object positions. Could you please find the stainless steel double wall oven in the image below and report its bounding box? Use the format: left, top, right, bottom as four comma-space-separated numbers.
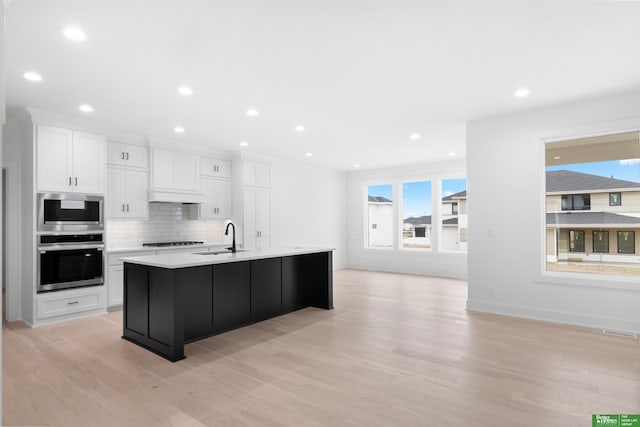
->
37, 193, 105, 292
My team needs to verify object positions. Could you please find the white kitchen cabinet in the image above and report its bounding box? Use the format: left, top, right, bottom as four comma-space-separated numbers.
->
107, 142, 148, 169
37, 125, 106, 194
37, 286, 105, 321
243, 160, 271, 188
200, 178, 231, 219
201, 157, 231, 179
107, 265, 124, 307
152, 148, 200, 192
106, 168, 149, 219
243, 187, 271, 250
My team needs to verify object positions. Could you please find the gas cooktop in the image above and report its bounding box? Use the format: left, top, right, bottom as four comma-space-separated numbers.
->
142, 241, 204, 247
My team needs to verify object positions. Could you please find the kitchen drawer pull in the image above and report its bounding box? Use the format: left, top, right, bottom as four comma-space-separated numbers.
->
67, 301, 79, 305
122, 204, 125, 212
121, 151, 125, 159
126, 152, 130, 160
68, 177, 72, 185
75, 177, 78, 186
126, 204, 130, 212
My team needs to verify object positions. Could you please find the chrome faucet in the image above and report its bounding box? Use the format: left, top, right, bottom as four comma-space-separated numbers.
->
225, 222, 236, 253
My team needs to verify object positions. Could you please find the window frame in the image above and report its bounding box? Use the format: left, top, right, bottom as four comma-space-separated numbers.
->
592, 230, 609, 253
561, 194, 591, 211
609, 192, 621, 206
399, 178, 434, 252
617, 230, 635, 254
364, 182, 395, 250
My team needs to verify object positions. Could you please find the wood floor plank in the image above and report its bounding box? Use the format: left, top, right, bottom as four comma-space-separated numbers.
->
4, 269, 639, 426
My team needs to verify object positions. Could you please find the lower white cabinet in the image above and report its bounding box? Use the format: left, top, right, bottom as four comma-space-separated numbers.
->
107, 265, 124, 308
37, 287, 105, 321
200, 178, 231, 219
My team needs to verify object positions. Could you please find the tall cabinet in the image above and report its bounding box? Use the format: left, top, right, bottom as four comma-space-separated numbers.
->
106, 141, 149, 219
232, 157, 272, 250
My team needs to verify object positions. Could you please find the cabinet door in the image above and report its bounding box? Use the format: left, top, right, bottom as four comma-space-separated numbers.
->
177, 152, 199, 191
213, 179, 231, 219
216, 159, 231, 179
212, 262, 250, 332
243, 187, 257, 249
36, 125, 73, 192
106, 141, 126, 166
124, 170, 149, 218
107, 264, 124, 307
106, 168, 126, 219
243, 161, 258, 186
72, 131, 106, 194
124, 144, 148, 169
200, 178, 215, 219
250, 258, 282, 319
200, 157, 215, 177
153, 149, 178, 189
257, 163, 271, 188
256, 189, 271, 247
178, 266, 213, 342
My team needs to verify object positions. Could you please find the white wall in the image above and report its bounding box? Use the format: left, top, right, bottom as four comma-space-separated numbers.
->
346, 160, 467, 278
270, 158, 347, 269
467, 91, 640, 334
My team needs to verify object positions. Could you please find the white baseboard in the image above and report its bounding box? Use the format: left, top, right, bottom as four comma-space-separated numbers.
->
466, 299, 640, 335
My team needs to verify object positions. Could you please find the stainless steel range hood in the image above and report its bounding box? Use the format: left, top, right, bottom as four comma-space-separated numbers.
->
148, 190, 205, 204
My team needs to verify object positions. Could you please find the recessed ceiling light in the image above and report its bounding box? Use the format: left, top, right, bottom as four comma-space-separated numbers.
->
354, 164, 361, 168
23, 71, 42, 82
295, 125, 305, 132
239, 141, 249, 147
448, 152, 456, 156
62, 26, 86, 42
78, 104, 94, 113
553, 156, 561, 160
305, 152, 313, 157
177, 86, 193, 96
246, 108, 259, 117
174, 126, 185, 133
410, 133, 420, 140
514, 88, 530, 98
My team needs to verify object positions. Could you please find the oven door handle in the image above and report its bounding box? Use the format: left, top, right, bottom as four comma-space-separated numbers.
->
38, 244, 104, 253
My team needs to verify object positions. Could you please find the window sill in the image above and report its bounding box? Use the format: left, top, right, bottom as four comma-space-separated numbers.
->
537, 270, 640, 292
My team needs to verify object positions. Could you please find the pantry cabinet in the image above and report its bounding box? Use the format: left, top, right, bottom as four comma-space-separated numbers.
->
243, 187, 271, 250
106, 168, 149, 219
37, 125, 106, 194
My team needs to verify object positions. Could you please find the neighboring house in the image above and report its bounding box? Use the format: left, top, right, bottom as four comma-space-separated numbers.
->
402, 215, 432, 248
441, 190, 468, 251
368, 195, 393, 247
546, 170, 640, 263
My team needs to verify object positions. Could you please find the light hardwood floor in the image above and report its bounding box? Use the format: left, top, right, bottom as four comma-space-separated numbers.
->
3, 269, 639, 426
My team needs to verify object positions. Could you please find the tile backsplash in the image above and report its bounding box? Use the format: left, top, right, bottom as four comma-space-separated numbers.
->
106, 202, 227, 248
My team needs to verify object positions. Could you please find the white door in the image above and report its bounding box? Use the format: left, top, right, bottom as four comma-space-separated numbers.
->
106, 141, 126, 166
72, 131, 105, 194
36, 125, 73, 192
177, 152, 199, 191
200, 178, 216, 218
257, 164, 271, 188
255, 189, 271, 247
107, 265, 124, 307
153, 149, 177, 189
213, 179, 232, 218
106, 168, 125, 218
124, 170, 149, 218
243, 161, 258, 187
124, 144, 148, 169
243, 187, 257, 249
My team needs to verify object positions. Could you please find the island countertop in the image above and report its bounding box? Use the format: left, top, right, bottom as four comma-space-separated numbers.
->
119, 246, 335, 269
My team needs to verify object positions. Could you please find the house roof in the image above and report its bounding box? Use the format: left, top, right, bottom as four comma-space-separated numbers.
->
442, 190, 467, 201
443, 218, 458, 225
368, 196, 392, 203
404, 215, 431, 225
546, 170, 640, 193
546, 212, 640, 226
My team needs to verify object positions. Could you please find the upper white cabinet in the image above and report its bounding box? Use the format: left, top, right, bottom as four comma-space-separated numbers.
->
200, 178, 231, 219
106, 168, 149, 219
37, 125, 105, 194
201, 157, 231, 179
107, 142, 148, 169
243, 160, 271, 188
243, 187, 271, 250
152, 148, 200, 192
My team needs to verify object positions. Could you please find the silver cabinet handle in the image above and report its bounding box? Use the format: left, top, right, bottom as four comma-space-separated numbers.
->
67, 301, 79, 305
126, 204, 130, 212
75, 177, 78, 186
69, 177, 72, 185
122, 204, 125, 212
121, 151, 125, 159
126, 152, 129, 160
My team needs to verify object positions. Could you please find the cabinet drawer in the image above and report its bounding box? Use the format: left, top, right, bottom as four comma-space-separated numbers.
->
37, 288, 104, 320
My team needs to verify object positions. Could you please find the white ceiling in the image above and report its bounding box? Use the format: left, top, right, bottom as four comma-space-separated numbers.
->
6, 1, 640, 170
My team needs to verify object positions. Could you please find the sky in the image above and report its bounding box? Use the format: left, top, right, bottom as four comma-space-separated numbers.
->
368, 178, 467, 219
546, 159, 640, 183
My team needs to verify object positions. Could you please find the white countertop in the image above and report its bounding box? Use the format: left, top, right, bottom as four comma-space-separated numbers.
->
119, 246, 335, 269
106, 242, 229, 254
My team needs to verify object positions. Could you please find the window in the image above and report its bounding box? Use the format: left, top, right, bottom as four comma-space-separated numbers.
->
367, 184, 393, 248
609, 192, 621, 206
592, 231, 609, 253
561, 194, 591, 211
569, 230, 585, 252
545, 131, 640, 277
617, 231, 635, 254
401, 180, 431, 249
441, 178, 467, 252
